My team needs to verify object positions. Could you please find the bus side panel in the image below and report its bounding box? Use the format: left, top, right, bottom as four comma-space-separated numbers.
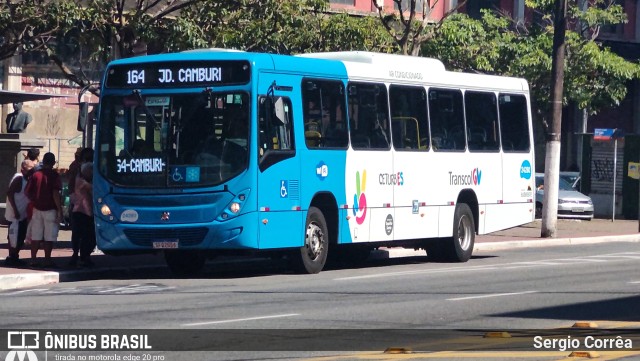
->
497, 152, 535, 231
345, 149, 393, 243
438, 205, 455, 238
298, 134, 349, 243
257, 210, 305, 249
483, 203, 532, 234
463, 151, 503, 234
393, 152, 439, 240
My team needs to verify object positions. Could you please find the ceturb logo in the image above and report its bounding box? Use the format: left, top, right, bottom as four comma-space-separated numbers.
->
449, 168, 482, 186
352, 170, 367, 225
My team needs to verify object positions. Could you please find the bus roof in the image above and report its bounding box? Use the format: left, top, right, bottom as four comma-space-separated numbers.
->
105, 49, 528, 92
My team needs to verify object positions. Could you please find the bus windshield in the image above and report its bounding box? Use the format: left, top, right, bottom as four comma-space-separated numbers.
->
97, 91, 249, 187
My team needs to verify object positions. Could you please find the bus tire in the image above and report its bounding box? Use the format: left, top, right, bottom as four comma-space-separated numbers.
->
428, 203, 474, 262
164, 250, 205, 277
292, 207, 329, 274
448, 203, 475, 262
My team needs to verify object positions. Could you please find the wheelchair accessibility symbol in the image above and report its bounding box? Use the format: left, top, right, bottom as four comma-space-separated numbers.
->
280, 180, 288, 198
172, 168, 184, 182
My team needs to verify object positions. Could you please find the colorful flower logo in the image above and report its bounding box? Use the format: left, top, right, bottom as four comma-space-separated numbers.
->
353, 170, 367, 224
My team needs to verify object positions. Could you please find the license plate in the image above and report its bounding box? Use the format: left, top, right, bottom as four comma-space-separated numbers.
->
572, 208, 584, 213
153, 240, 179, 249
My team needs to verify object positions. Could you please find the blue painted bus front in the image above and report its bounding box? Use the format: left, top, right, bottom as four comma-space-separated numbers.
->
94, 51, 350, 254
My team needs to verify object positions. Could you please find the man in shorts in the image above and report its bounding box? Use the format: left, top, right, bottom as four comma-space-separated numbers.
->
4, 159, 34, 266
25, 152, 62, 268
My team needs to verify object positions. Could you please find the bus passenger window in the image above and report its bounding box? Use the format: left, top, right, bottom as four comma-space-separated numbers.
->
428, 89, 465, 151
390, 85, 429, 151
498, 94, 530, 152
465, 91, 499, 152
302, 79, 348, 149
348, 82, 390, 151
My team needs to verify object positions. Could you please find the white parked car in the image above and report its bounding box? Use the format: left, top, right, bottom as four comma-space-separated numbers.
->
535, 173, 594, 220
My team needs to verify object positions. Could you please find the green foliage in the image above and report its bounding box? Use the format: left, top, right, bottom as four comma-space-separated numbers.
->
421, 5, 640, 124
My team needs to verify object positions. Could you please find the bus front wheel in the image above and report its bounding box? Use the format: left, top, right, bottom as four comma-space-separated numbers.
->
292, 207, 329, 274
164, 250, 205, 277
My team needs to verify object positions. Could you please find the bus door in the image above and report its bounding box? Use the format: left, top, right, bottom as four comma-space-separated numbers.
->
345, 82, 394, 243
256, 72, 303, 249
498, 93, 535, 229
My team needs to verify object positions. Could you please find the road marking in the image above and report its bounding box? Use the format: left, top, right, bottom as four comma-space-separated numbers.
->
554, 258, 608, 263
598, 254, 640, 259
335, 252, 640, 281
629, 281, 640, 284
447, 291, 537, 301
181, 313, 300, 327
3, 288, 48, 295
334, 265, 499, 281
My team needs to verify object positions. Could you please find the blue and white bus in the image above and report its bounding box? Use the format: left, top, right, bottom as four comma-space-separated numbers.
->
94, 50, 535, 275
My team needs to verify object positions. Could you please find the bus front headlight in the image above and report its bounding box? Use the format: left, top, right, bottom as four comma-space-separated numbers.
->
229, 202, 241, 213
217, 189, 250, 221
100, 204, 112, 216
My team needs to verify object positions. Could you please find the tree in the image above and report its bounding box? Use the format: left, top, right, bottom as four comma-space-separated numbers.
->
422, 1, 639, 236
421, 5, 639, 133
174, 0, 395, 55
372, 0, 466, 56
0, 0, 79, 61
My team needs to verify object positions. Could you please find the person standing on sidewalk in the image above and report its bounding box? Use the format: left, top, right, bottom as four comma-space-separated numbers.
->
70, 161, 95, 267
68, 147, 92, 265
4, 160, 34, 267
25, 152, 63, 268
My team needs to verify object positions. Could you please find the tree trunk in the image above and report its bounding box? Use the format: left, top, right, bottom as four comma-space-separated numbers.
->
541, 0, 567, 238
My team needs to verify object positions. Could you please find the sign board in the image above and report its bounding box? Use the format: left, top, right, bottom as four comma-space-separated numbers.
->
594, 128, 624, 141
629, 162, 640, 180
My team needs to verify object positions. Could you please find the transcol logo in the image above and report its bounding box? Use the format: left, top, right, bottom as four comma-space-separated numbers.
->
352, 170, 367, 225
520, 160, 532, 179
449, 168, 482, 186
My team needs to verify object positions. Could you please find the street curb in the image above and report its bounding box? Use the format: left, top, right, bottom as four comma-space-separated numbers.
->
2, 234, 640, 291
474, 234, 640, 252
0, 271, 59, 291
371, 234, 640, 258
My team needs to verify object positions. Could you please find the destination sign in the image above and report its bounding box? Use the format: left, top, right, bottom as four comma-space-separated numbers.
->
105, 60, 251, 88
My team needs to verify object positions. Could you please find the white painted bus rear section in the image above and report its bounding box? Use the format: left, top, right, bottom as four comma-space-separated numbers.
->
304, 52, 535, 242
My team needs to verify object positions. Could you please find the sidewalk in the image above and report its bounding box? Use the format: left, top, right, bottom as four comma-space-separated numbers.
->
1, 218, 639, 291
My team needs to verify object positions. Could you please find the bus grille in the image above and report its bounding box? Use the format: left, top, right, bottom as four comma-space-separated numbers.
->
124, 227, 209, 247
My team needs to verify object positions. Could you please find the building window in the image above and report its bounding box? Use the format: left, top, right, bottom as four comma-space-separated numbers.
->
394, 0, 424, 11
329, 0, 355, 5
599, 0, 625, 39
466, 0, 500, 19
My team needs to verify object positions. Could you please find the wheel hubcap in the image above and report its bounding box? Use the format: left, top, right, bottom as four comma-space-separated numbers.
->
305, 222, 324, 261
457, 215, 472, 251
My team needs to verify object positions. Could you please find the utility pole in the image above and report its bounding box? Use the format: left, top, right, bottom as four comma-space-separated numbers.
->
541, 0, 567, 238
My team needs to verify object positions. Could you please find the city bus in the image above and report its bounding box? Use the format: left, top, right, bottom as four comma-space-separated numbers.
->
94, 50, 535, 275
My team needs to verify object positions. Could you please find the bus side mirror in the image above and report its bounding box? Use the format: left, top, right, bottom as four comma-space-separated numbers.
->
273, 97, 286, 126
264, 96, 287, 126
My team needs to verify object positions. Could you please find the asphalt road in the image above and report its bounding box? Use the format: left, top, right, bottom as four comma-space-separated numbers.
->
2, 242, 640, 360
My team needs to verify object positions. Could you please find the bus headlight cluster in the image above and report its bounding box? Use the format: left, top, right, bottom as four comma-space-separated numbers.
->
217, 189, 250, 221
100, 204, 112, 216
97, 198, 115, 221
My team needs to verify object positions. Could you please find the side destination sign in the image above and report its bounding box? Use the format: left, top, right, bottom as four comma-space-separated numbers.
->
105, 60, 251, 88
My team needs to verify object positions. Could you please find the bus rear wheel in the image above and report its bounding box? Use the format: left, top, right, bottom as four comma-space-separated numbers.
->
291, 207, 328, 274
164, 250, 206, 277
427, 203, 475, 262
